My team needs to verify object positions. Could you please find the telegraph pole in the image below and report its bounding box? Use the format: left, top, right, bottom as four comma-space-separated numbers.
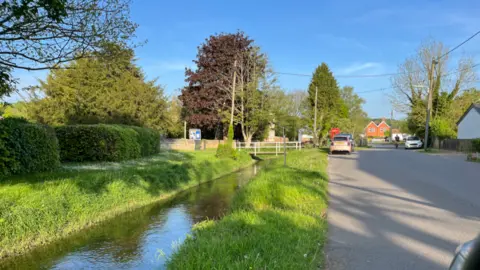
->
424, 59, 437, 151
390, 110, 394, 142
230, 60, 237, 127
184, 121, 187, 140
313, 86, 318, 147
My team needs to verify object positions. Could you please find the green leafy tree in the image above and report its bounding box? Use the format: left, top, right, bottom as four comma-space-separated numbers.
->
2, 102, 29, 119
339, 86, 368, 139
430, 117, 456, 140
391, 40, 477, 137
27, 44, 168, 131
236, 48, 275, 145
0, 0, 137, 98
307, 63, 344, 145
165, 96, 184, 138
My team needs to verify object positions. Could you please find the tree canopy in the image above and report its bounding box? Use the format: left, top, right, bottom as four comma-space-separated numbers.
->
180, 31, 254, 139
0, 0, 137, 97
390, 40, 477, 138
27, 44, 168, 131
307, 63, 346, 144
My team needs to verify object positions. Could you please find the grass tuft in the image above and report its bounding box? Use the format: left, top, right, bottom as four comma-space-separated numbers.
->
167, 149, 329, 269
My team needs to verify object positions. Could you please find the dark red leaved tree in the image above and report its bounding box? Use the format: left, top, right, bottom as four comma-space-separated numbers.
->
180, 31, 253, 139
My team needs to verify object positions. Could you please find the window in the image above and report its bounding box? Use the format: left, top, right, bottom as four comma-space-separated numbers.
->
380, 128, 384, 132
368, 128, 375, 132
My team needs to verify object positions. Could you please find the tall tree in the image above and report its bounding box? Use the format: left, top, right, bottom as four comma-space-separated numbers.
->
235, 47, 272, 145
27, 44, 168, 130
307, 63, 344, 145
390, 40, 477, 137
270, 90, 308, 141
180, 31, 253, 139
339, 86, 368, 139
0, 0, 137, 98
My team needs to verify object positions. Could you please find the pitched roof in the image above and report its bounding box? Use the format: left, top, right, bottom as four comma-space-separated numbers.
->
364, 120, 391, 128
457, 103, 480, 125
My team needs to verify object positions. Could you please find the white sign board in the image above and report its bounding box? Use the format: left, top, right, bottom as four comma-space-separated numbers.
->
189, 129, 201, 140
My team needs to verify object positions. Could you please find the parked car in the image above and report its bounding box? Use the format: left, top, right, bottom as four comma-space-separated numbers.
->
329, 135, 353, 154
338, 133, 355, 151
404, 136, 423, 149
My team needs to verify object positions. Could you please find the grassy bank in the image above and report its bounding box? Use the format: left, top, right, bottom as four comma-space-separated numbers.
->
0, 150, 254, 259
168, 149, 329, 269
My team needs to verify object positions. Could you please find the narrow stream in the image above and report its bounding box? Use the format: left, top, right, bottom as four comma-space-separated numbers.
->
1, 162, 265, 270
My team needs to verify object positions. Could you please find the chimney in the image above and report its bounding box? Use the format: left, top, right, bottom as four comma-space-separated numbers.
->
381, 117, 386, 122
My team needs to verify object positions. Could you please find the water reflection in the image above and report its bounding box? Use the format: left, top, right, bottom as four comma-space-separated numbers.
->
0, 163, 263, 270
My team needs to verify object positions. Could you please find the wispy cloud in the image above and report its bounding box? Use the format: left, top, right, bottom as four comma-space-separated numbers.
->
352, 6, 480, 34
316, 34, 368, 50
337, 62, 384, 75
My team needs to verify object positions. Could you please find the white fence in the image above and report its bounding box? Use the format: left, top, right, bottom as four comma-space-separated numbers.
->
236, 141, 301, 156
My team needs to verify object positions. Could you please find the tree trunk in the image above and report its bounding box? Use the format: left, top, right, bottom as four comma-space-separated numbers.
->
245, 133, 253, 147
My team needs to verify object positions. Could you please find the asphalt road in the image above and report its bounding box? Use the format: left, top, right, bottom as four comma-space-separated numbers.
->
326, 147, 480, 270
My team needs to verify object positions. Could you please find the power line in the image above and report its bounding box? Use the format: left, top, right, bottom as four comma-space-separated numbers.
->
274, 71, 403, 78
438, 30, 480, 60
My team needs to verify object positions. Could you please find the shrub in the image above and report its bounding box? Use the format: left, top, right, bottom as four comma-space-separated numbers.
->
129, 126, 161, 156
55, 125, 160, 162
472, 138, 480, 153
0, 118, 60, 176
216, 125, 237, 159
56, 125, 139, 162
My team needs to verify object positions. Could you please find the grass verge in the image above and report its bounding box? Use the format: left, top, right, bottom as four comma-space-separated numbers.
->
417, 148, 441, 153
0, 150, 254, 259
167, 149, 329, 269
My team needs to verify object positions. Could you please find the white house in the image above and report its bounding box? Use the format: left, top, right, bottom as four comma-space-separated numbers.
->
457, 103, 480, 139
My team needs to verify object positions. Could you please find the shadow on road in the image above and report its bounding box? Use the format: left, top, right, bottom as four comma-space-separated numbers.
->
326, 149, 480, 270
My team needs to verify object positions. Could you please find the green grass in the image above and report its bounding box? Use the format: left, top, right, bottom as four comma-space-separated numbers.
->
0, 150, 254, 259
167, 149, 329, 269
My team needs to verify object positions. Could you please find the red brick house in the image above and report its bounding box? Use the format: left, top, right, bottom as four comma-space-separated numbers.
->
365, 118, 390, 138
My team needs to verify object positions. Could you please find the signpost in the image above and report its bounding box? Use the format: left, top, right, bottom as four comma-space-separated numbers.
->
189, 129, 201, 150
189, 129, 201, 140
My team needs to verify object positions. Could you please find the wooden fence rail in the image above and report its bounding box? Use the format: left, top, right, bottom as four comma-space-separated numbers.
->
434, 139, 474, 152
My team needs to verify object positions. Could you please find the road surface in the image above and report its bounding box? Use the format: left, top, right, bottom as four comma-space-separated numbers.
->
326, 147, 480, 270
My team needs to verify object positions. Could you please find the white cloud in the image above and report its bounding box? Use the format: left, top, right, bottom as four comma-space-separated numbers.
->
337, 62, 384, 75
316, 34, 368, 50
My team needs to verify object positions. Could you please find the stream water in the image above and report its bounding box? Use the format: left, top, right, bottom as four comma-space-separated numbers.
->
1, 162, 264, 270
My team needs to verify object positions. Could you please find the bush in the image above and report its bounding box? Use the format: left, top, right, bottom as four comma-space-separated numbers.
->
129, 126, 161, 156
216, 125, 237, 159
56, 125, 160, 162
472, 138, 480, 152
0, 118, 60, 176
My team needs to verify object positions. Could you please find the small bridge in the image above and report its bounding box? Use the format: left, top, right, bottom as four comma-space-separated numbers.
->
236, 142, 301, 156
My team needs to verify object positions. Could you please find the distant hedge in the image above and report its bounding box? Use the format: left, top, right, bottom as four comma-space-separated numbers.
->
55, 125, 160, 162
472, 138, 480, 152
0, 118, 60, 176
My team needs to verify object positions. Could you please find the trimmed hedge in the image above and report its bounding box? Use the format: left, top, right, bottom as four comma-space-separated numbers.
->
472, 138, 480, 152
0, 118, 60, 176
129, 126, 161, 156
55, 125, 160, 162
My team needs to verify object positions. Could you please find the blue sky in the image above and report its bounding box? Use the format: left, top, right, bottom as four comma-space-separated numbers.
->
7, 0, 480, 118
